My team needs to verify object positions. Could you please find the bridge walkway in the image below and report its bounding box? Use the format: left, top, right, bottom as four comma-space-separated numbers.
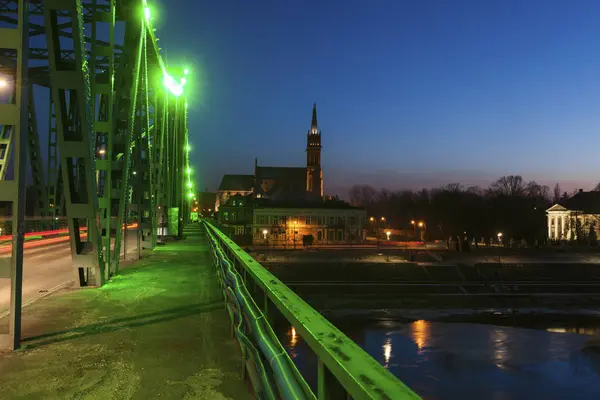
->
0, 224, 251, 399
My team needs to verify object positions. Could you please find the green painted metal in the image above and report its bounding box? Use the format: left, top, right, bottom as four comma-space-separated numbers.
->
134, 27, 155, 251
25, 86, 47, 220
91, 0, 116, 279
44, 0, 105, 287
111, 14, 144, 272
168, 207, 179, 237
0, 0, 190, 348
46, 96, 59, 226
0, 91, 15, 181
204, 220, 422, 400
206, 223, 312, 399
0, 0, 29, 351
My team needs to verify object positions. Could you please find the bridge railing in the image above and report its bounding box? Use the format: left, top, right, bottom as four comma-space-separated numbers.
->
203, 219, 421, 400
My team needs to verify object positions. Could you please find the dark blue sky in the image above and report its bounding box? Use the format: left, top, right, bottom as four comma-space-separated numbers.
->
156, 0, 600, 196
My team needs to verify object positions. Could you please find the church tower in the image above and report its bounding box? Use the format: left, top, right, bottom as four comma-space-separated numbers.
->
306, 103, 323, 198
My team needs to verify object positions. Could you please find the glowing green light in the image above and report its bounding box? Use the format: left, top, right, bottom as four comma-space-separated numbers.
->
181, 77, 187, 85
163, 73, 183, 97
184, 68, 189, 75
185, 144, 191, 152
188, 192, 194, 198
144, 7, 151, 22
187, 182, 193, 188
186, 167, 191, 175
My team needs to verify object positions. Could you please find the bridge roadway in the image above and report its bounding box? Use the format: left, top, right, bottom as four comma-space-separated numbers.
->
0, 232, 139, 317
0, 225, 251, 399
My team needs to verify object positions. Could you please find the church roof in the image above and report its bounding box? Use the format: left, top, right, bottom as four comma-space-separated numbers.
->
255, 166, 306, 180
218, 174, 254, 192
564, 191, 600, 214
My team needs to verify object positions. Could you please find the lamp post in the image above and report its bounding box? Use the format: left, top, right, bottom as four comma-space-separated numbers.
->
418, 221, 427, 241
262, 229, 268, 247
293, 220, 297, 249
497, 232, 503, 245
386, 231, 391, 241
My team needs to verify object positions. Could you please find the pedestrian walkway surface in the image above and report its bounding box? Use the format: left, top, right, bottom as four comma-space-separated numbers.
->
0, 225, 252, 399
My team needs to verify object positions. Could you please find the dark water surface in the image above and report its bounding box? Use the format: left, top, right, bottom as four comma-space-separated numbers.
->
279, 316, 600, 399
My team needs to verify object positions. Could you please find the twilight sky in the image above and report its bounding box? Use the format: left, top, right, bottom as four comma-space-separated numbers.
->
155, 0, 600, 196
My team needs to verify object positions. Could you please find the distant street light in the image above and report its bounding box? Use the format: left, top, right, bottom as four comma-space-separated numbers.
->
386, 231, 391, 240
293, 220, 298, 249
497, 232, 503, 244
418, 221, 424, 228
0, 78, 7, 89
262, 229, 268, 239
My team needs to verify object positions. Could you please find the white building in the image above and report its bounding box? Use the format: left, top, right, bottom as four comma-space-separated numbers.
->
546, 190, 600, 241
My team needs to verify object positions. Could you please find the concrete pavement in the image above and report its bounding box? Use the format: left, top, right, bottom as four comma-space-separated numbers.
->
0, 234, 141, 315
0, 225, 251, 399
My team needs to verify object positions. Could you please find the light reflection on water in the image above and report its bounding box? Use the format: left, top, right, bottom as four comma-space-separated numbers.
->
284, 320, 600, 399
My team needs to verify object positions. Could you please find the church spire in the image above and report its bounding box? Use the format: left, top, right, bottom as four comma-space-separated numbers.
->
311, 102, 318, 132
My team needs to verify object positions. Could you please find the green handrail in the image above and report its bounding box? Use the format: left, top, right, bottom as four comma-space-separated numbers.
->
204, 219, 421, 400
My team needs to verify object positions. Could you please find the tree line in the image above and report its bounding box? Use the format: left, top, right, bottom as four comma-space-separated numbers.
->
348, 175, 585, 242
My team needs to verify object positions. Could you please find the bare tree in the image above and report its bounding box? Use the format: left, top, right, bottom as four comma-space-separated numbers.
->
525, 181, 549, 198
490, 175, 525, 196
466, 186, 484, 196
348, 184, 377, 207
553, 182, 561, 204
593, 182, 600, 191
443, 183, 463, 192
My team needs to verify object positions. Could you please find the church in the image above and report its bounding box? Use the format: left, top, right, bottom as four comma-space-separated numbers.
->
216, 103, 324, 210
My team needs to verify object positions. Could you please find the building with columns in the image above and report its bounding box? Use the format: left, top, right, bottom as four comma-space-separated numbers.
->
546, 190, 600, 241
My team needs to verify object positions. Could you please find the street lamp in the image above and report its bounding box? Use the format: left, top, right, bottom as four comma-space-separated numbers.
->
0, 78, 7, 89
369, 217, 374, 222
386, 231, 391, 240
293, 220, 298, 249
497, 232, 503, 244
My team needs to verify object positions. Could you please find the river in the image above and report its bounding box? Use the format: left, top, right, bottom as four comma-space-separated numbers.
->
279, 314, 600, 399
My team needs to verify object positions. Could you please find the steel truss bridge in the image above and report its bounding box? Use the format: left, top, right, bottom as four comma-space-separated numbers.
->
0, 0, 194, 350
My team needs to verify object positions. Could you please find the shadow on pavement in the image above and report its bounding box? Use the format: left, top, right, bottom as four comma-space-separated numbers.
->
20, 301, 222, 349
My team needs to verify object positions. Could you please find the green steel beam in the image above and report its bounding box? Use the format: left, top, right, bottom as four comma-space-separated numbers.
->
133, 29, 155, 251
91, 0, 116, 279
25, 85, 48, 220
44, 0, 105, 287
204, 220, 422, 400
46, 96, 59, 226
111, 12, 144, 272
0, 91, 15, 181
0, 0, 28, 351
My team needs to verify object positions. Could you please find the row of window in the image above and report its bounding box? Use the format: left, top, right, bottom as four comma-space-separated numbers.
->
256, 215, 364, 226
255, 228, 359, 241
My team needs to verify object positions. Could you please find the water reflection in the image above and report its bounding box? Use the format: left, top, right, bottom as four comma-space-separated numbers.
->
288, 326, 298, 359
383, 337, 392, 367
411, 319, 431, 351
282, 318, 600, 399
491, 328, 508, 364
